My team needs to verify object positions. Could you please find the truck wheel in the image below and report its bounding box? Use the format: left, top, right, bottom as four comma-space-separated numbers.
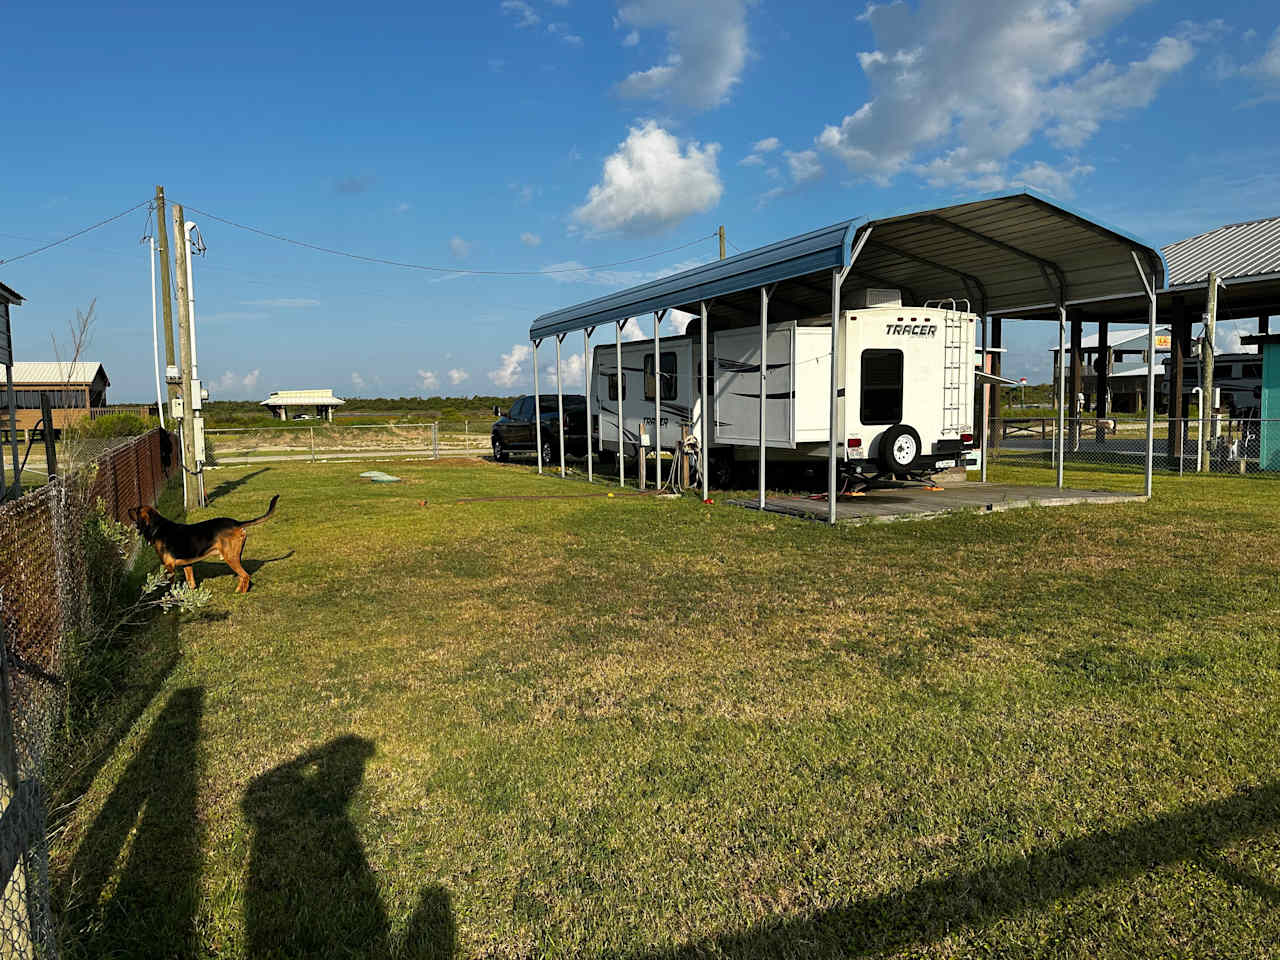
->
492, 436, 508, 462
879, 424, 922, 477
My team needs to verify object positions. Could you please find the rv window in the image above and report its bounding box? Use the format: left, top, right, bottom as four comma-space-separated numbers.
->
644, 353, 677, 401
607, 372, 627, 401
860, 349, 903, 425
1243, 363, 1262, 379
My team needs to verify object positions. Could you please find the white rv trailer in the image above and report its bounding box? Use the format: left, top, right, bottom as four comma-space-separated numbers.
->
592, 333, 703, 461
589, 295, 978, 484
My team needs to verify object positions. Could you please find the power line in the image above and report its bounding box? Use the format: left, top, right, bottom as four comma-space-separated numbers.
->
0, 199, 152, 266
177, 202, 718, 277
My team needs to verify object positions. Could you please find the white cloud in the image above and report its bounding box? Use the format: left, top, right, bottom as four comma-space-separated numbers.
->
500, 0, 539, 28
521, 231, 542, 247
547, 22, 583, 45
615, 0, 751, 111
544, 350, 586, 383
242, 298, 320, 308
212, 369, 262, 397
1244, 25, 1280, 100
784, 149, 823, 182
489, 343, 532, 387
449, 235, 471, 259
622, 29, 639, 47
573, 120, 722, 233
351, 371, 366, 391
668, 309, 696, 334
540, 255, 709, 287
741, 136, 782, 167
418, 369, 439, 390
756, 185, 785, 208
1218, 322, 1258, 355
816, 1, 1200, 190
621, 319, 649, 341
394, 201, 412, 214
448, 368, 470, 385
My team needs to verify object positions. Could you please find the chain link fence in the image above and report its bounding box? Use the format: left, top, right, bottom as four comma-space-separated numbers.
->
983, 414, 1280, 491
0, 429, 176, 959
205, 421, 495, 464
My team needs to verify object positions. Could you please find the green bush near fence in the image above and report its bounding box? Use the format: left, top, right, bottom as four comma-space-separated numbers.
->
69, 413, 154, 439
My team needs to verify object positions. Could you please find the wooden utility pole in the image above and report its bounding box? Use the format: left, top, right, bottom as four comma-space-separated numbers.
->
718, 225, 726, 260
1200, 271, 1218, 472
154, 186, 178, 407
172, 203, 197, 509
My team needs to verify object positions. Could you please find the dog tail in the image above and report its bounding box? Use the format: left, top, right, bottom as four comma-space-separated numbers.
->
241, 495, 279, 528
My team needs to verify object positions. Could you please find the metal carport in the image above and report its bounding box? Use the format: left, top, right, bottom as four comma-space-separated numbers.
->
528, 190, 1166, 523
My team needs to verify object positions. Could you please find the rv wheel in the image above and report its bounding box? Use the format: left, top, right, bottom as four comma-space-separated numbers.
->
879, 425, 922, 477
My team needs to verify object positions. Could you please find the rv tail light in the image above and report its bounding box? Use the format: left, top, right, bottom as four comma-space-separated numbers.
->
961, 433, 974, 446
847, 437, 862, 448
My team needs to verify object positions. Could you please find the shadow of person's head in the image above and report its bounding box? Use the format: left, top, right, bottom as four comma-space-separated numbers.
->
244, 734, 376, 821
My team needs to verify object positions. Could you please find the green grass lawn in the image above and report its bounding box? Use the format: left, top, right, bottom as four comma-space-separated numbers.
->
50, 458, 1280, 958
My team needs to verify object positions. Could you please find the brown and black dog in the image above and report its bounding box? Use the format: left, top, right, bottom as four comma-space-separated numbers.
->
130, 495, 279, 593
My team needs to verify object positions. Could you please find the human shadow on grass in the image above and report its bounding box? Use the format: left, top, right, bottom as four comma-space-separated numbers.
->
631, 781, 1280, 959
58, 686, 204, 959
243, 735, 455, 959
206, 467, 272, 503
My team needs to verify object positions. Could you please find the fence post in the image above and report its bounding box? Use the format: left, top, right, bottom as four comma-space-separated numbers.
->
0, 612, 48, 958
38, 395, 57, 481
433, 422, 439, 459
309, 427, 315, 464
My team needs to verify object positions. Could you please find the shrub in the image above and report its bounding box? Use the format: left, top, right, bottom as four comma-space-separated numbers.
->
74, 413, 152, 439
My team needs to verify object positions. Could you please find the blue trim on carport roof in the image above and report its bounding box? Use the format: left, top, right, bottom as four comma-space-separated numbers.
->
529, 220, 857, 341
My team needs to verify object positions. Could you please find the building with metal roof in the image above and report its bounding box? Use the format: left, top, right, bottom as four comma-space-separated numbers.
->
261, 388, 345, 422
1163, 216, 1280, 287
528, 190, 1166, 518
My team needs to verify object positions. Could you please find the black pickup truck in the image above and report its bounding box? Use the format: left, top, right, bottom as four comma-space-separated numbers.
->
491, 394, 588, 465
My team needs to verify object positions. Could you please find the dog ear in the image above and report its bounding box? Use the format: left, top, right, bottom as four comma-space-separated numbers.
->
127, 507, 140, 522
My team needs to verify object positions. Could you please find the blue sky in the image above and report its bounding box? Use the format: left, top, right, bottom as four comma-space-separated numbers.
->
3, 0, 1279, 401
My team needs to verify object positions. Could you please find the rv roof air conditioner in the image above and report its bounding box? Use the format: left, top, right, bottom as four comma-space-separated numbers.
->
849, 288, 902, 309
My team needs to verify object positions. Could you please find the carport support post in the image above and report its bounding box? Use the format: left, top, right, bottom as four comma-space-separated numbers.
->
1131, 251, 1157, 497
654, 310, 666, 489
758, 286, 769, 511
829, 232, 867, 525
1145, 276, 1157, 496
555, 334, 566, 478
1069, 312, 1083, 451
980, 316, 989, 483
616, 321, 624, 488
583, 327, 592, 483
1056, 304, 1066, 489
700, 301, 709, 502
533, 340, 542, 475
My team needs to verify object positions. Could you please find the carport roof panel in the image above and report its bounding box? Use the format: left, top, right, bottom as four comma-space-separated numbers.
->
529, 191, 1166, 339
529, 220, 856, 340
